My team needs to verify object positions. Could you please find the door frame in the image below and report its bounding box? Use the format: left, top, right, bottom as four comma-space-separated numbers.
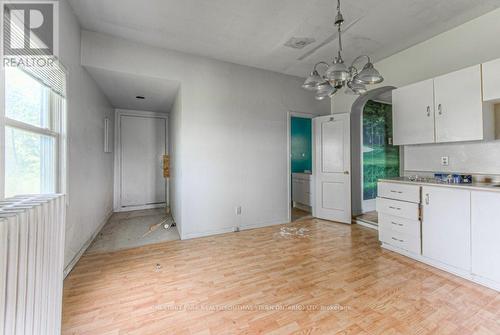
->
113, 109, 169, 212
286, 111, 315, 223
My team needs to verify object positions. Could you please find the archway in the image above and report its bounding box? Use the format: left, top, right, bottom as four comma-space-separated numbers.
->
350, 86, 399, 223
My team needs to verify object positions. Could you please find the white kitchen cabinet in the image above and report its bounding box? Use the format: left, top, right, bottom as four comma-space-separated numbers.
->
434, 65, 494, 143
392, 79, 435, 145
482, 58, 500, 102
392, 65, 494, 145
292, 173, 312, 207
376, 182, 422, 254
471, 191, 500, 283
421, 186, 471, 271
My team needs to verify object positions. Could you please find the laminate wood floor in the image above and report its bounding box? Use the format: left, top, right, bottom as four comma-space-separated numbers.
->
62, 219, 500, 335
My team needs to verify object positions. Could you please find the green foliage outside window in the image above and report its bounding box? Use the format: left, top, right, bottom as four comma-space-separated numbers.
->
363, 100, 400, 200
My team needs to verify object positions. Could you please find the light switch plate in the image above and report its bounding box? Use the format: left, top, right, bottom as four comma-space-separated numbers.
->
441, 156, 449, 166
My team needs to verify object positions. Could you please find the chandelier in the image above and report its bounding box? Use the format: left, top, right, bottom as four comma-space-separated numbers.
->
302, 0, 384, 100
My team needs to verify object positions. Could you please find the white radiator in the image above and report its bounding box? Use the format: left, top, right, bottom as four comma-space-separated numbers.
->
0, 194, 65, 335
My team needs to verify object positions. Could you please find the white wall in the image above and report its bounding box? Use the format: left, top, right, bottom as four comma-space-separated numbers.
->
168, 90, 182, 235
332, 8, 500, 176
81, 30, 330, 239
59, 1, 114, 272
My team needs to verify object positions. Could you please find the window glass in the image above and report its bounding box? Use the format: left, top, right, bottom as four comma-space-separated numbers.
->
5, 67, 50, 129
5, 126, 56, 197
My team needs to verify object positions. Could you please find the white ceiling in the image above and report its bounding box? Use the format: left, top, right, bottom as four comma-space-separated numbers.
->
69, 0, 500, 79
86, 66, 180, 113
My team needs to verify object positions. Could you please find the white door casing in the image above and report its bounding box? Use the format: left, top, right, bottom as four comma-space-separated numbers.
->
114, 110, 168, 211
313, 114, 351, 224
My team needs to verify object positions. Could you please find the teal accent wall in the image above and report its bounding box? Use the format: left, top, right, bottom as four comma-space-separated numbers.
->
291, 117, 312, 173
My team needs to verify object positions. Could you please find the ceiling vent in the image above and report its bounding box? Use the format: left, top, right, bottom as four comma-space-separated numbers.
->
284, 37, 315, 49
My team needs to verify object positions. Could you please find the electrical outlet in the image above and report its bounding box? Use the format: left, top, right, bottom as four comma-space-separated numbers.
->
441, 156, 449, 166
236, 206, 242, 215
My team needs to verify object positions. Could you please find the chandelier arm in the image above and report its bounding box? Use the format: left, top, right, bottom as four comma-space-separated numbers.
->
313, 61, 330, 72
350, 55, 371, 70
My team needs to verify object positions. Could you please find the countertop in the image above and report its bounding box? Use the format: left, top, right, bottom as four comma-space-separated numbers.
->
379, 177, 500, 193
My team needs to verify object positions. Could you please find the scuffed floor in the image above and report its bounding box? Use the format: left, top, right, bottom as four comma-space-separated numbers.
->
87, 208, 180, 254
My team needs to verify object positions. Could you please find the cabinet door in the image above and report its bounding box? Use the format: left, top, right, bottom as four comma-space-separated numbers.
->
434, 65, 484, 143
482, 58, 500, 102
392, 79, 435, 145
471, 191, 500, 283
422, 186, 471, 271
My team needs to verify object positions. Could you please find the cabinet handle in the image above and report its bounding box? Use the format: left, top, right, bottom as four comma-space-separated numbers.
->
426, 106, 431, 117
389, 206, 401, 211
391, 222, 404, 227
425, 193, 430, 205
391, 237, 404, 243
437, 104, 442, 115
390, 190, 403, 194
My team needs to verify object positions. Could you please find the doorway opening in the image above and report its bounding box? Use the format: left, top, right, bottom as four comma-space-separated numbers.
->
358, 99, 400, 227
288, 113, 314, 223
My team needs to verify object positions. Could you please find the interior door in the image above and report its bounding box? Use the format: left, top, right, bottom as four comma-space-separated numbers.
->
313, 114, 351, 223
120, 115, 167, 208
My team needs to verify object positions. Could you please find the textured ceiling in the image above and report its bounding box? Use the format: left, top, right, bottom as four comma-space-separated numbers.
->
69, 0, 500, 79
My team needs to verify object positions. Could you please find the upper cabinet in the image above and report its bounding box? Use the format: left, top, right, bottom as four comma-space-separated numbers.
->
393, 65, 495, 146
392, 79, 435, 145
482, 58, 500, 102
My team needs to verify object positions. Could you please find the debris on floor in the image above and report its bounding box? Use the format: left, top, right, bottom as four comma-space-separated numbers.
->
142, 217, 175, 238
155, 264, 162, 272
275, 226, 311, 239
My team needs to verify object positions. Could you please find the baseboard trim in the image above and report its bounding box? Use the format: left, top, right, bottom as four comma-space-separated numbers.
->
182, 220, 288, 240
64, 210, 113, 278
182, 227, 235, 240
113, 203, 166, 213
355, 219, 378, 230
240, 220, 287, 231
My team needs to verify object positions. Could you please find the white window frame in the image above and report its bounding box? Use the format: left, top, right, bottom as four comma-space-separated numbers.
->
0, 66, 67, 200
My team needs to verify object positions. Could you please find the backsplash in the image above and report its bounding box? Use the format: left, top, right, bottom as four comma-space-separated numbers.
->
403, 105, 500, 178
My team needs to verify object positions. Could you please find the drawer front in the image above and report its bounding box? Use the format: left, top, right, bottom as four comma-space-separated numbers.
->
378, 182, 420, 203
376, 197, 420, 220
379, 213, 420, 237
379, 228, 421, 254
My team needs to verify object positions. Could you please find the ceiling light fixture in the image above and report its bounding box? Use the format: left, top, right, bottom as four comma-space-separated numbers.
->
302, 0, 383, 98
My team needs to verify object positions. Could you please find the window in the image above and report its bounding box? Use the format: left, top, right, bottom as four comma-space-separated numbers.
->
3, 67, 66, 198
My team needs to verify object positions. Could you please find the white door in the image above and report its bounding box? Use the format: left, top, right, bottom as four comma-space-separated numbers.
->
313, 114, 351, 224
119, 114, 167, 209
392, 79, 435, 145
422, 186, 471, 271
434, 65, 483, 143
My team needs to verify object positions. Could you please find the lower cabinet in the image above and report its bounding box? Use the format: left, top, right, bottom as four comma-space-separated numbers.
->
471, 191, 500, 283
421, 186, 471, 271
292, 173, 312, 207
378, 181, 500, 290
